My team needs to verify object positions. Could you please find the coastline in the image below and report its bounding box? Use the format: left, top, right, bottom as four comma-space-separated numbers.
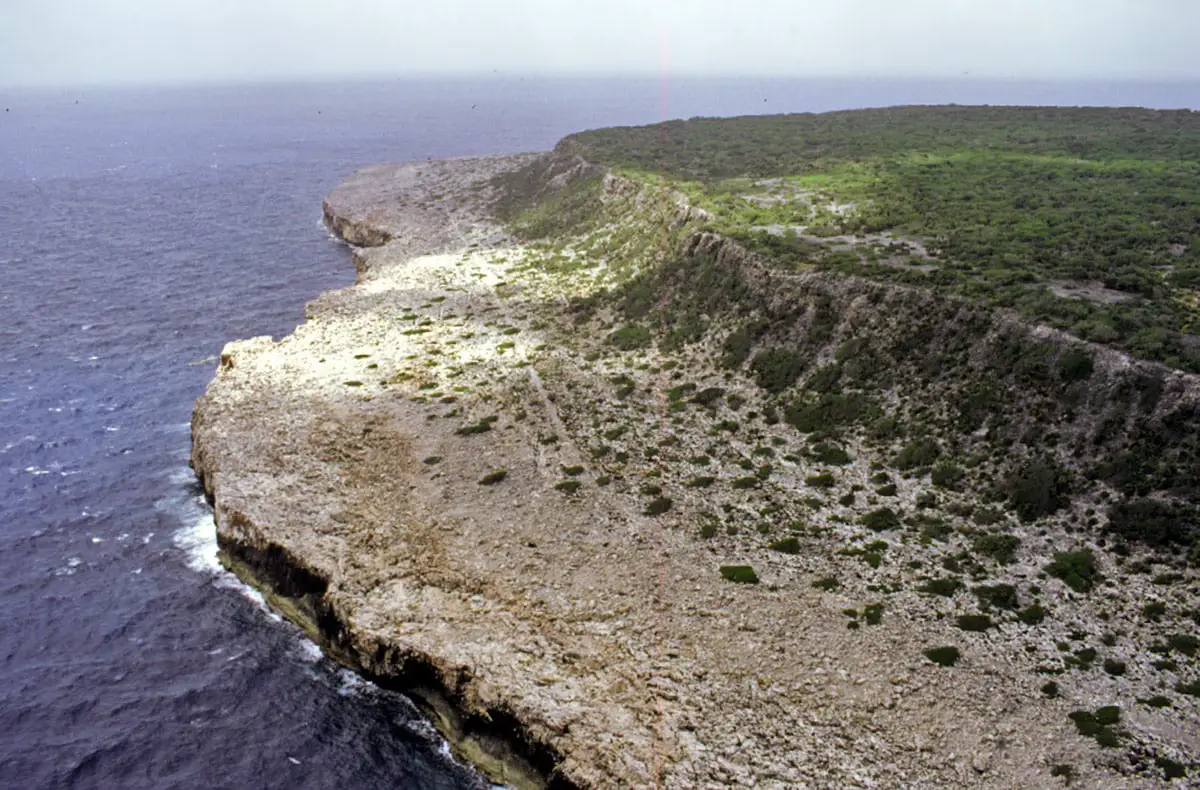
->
191, 150, 1197, 788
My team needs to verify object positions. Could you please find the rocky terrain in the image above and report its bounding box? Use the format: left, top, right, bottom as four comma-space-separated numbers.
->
192, 139, 1199, 787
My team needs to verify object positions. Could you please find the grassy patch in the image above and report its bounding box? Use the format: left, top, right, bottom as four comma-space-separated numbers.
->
720, 565, 760, 584
769, 536, 801, 554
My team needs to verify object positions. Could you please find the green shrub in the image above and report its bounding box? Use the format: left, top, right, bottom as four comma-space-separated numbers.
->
1105, 498, 1196, 548
862, 508, 900, 531
562, 465, 585, 476
972, 533, 1020, 564
478, 470, 508, 485
974, 584, 1019, 611
785, 392, 873, 432
812, 575, 840, 591
644, 496, 673, 516
1042, 681, 1059, 697
1057, 349, 1095, 382
720, 322, 763, 368
769, 537, 801, 554
1066, 710, 1101, 735
923, 646, 961, 666
554, 480, 582, 495
686, 475, 716, 488
894, 438, 940, 470
1046, 549, 1099, 592
690, 386, 726, 407
1168, 634, 1199, 656
810, 442, 853, 465
931, 463, 965, 489
1018, 604, 1047, 625
1070, 647, 1097, 669
750, 348, 806, 393
456, 415, 499, 435
915, 515, 953, 542
806, 472, 836, 488
918, 577, 961, 597
956, 614, 993, 632
875, 483, 898, 496
1156, 757, 1187, 781
720, 565, 760, 584
1176, 680, 1200, 697
1068, 706, 1122, 747
422, 456, 443, 465
1003, 460, 1070, 521
1140, 695, 1172, 708
731, 476, 759, 489
609, 325, 652, 350
665, 383, 697, 402
863, 603, 885, 625
1141, 601, 1167, 621
1103, 659, 1127, 676
972, 506, 1005, 526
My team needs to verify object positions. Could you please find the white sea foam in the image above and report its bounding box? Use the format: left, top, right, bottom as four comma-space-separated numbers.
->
1, 435, 36, 454
174, 511, 221, 574
335, 667, 374, 697
295, 638, 324, 663
166, 467, 199, 486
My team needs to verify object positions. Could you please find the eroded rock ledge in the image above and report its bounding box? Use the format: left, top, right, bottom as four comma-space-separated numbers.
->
192, 152, 1198, 788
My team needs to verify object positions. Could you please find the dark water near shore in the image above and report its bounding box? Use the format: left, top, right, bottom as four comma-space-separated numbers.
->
1, 77, 1197, 789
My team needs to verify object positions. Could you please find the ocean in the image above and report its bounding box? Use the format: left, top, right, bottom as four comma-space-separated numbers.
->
1, 76, 1197, 789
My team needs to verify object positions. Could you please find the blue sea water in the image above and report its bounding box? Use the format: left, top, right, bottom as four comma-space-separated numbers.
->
0, 76, 1197, 790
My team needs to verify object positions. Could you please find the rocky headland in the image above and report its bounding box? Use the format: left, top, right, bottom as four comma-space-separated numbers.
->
193, 115, 1200, 788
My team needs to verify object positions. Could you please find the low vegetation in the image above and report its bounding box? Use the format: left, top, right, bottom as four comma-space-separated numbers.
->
478, 110, 1200, 779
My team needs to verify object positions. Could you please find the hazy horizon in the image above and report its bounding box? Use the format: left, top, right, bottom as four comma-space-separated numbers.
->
2, 0, 1197, 89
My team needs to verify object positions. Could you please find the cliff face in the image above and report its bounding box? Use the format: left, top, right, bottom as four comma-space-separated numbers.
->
193, 150, 1199, 789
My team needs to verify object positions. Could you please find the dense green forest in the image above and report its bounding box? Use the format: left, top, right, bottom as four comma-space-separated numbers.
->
561, 107, 1200, 370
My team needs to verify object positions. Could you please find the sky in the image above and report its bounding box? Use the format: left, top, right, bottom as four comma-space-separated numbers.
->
1, 0, 1197, 88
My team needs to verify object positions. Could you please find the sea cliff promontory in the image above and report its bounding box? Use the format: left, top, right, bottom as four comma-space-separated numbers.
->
193, 109, 1200, 788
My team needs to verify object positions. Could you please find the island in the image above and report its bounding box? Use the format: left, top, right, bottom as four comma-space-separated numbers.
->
192, 107, 1200, 788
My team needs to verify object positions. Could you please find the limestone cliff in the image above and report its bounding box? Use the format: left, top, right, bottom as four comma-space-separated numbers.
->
192, 150, 1199, 788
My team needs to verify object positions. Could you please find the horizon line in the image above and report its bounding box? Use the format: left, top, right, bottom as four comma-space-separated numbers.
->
4, 70, 1200, 93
